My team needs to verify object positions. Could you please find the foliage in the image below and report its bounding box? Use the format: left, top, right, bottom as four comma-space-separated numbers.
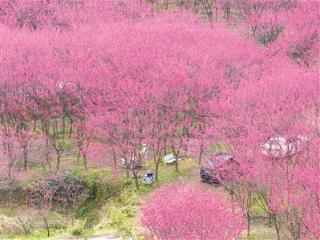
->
141, 183, 244, 240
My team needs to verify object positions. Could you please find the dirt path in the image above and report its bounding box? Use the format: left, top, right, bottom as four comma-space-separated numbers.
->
59, 233, 122, 240
88, 233, 121, 240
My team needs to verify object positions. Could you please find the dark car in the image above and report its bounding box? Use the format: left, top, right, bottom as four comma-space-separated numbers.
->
200, 153, 239, 184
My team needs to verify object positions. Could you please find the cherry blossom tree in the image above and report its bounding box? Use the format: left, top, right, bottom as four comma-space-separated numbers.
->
141, 183, 244, 240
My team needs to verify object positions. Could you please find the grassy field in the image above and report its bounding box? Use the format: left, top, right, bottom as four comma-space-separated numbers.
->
0, 156, 277, 240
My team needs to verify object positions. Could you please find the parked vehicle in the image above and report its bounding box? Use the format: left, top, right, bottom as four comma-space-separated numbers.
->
163, 153, 176, 164
262, 135, 309, 158
200, 153, 239, 184
143, 170, 155, 185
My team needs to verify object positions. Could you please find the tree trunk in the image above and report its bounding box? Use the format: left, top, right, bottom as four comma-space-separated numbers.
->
247, 212, 251, 239
155, 158, 160, 181
42, 215, 50, 238
7, 143, 14, 179
198, 146, 203, 164
174, 156, 179, 172
224, 2, 231, 20
126, 167, 130, 178
23, 144, 28, 172
112, 149, 117, 169
173, 150, 179, 173
77, 149, 81, 162
273, 214, 281, 240
83, 153, 88, 171
246, 193, 252, 239
45, 138, 51, 172
56, 151, 62, 171
62, 117, 66, 134
33, 119, 37, 131
164, 0, 169, 10
69, 119, 73, 137
132, 171, 139, 190
17, 217, 29, 236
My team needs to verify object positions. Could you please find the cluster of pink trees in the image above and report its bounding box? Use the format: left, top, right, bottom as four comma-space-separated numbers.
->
0, 0, 319, 239
141, 183, 244, 240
